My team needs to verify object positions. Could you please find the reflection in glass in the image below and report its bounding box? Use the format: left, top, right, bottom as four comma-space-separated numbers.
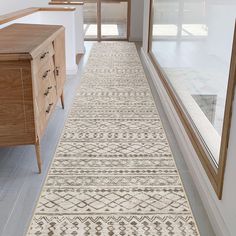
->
150, 0, 236, 166
101, 1, 128, 39
84, 3, 98, 39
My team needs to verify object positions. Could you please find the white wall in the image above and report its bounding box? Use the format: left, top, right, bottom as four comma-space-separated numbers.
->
141, 1, 236, 236
0, 0, 49, 14
130, 0, 144, 41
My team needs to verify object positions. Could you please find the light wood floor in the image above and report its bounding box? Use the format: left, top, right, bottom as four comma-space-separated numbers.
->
0, 42, 215, 236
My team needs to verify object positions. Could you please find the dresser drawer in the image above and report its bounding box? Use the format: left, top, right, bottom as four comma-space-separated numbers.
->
36, 79, 56, 111
36, 85, 56, 137
33, 58, 55, 96
34, 43, 55, 69
38, 61, 55, 91
45, 100, 55, 119
39, 60, 54, 81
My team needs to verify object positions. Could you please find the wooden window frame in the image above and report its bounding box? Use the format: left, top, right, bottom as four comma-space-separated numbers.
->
148, 0, 236, 199
83, 0, 131, 41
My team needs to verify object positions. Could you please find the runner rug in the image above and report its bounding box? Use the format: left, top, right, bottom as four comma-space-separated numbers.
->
27, 42, 200, 235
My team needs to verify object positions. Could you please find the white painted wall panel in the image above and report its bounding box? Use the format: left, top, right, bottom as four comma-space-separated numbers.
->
0, 0, 49, 14
130, 0, 144, 41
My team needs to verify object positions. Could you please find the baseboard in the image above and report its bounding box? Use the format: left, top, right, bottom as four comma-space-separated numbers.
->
129, 37, 143, 42
140, 47, 231, 236
66, 65, 78, 75
76, 53, 84, 65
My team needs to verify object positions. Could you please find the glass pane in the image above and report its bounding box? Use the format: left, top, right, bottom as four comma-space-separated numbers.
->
150, 0, 236, 166
84, 2, 98, 39
101, 1, 128, 39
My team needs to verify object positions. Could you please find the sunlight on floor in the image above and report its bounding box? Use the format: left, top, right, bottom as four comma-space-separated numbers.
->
182, 24, 208, 36
101, 24, 119, 36
84, 23, 126, 38
84, 24, 97, 37
153, 24, 208, 37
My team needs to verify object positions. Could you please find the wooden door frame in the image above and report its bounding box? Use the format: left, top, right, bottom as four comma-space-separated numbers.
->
84, 0, 131, 41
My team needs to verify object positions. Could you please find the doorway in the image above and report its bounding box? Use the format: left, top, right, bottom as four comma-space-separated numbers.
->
83, 0, 131, 41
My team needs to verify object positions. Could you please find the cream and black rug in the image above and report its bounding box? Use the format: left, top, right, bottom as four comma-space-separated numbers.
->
27, 42, 200, 235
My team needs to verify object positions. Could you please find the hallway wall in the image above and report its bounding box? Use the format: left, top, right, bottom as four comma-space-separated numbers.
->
130, 0, 144, 41
141, 1, 236, 236
0, 0, 49, 14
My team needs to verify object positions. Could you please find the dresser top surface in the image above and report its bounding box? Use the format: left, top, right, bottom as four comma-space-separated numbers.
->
0, 23, 63, 57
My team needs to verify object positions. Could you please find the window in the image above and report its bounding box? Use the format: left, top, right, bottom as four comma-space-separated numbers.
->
101, 1, 128, 39
149, 0, 236, 198
83, 0, 130, 40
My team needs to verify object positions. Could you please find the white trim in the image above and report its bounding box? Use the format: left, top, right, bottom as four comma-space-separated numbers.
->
140, 47, 231, 236
66, 66, 78, 75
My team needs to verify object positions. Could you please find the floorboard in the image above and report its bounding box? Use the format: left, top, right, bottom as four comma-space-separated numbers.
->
0, 42, 215, 236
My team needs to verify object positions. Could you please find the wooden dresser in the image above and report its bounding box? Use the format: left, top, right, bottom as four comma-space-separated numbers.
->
0, 24, 66, 173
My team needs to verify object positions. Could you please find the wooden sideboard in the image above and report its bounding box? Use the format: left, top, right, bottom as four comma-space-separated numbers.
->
0, 23, 66, 173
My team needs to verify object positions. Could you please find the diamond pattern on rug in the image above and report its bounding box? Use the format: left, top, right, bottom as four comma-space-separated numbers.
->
51, 158, 175, 169
36, 187, 189, 214
29, 216, 198, 236
55, 142, 172, 158
27, 42, 200, 236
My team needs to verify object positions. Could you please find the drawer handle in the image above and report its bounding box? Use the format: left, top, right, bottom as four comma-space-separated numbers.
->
55, 67, 59, 76
44, 86, 53, 96
46, 103, 54, 113
44, 86, 52, 96
44, 89, 49, 96
40, 51, 49, 60
42, 70, 50, 79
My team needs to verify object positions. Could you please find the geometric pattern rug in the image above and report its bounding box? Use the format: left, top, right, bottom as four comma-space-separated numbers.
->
27, 42, 200, 235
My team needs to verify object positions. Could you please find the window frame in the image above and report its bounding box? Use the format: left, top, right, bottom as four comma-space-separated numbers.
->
82, 0, 131, 41
148, 0, 236, 199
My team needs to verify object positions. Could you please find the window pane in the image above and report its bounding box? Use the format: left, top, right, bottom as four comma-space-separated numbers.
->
101, 1, 128, 39
150, 0, 236, 166
84, 2, 98, 39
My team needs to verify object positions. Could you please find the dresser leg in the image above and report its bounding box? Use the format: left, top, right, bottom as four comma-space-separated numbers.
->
35, 141, 42, 174
60, 91, 65, 109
